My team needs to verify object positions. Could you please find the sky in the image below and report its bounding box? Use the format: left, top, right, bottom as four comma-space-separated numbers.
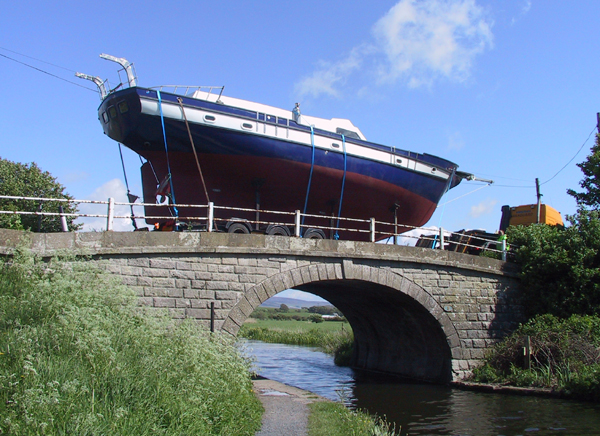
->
2, 0, 599, 300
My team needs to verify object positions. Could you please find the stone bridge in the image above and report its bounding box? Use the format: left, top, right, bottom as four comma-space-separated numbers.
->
0, 229, 523, 383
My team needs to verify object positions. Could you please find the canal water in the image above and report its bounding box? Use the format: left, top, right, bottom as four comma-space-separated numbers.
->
241, 340, 600, 436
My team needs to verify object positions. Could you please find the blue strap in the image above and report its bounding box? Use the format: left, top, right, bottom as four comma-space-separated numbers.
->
334, 134, 346, 240
156, 90, 179, 217
301, 126, 316, 235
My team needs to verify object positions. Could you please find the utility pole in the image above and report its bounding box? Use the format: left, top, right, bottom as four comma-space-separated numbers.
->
597, 112, 600, 135
535, 178, 542, 224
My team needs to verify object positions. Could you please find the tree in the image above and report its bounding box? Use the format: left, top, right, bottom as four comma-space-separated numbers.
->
508, 209, 600, 318
567, 134, 600, 209
0, 157, 81, 232
278, 303, 289, 312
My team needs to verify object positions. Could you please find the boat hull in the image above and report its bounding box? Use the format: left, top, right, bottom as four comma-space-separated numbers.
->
98, 87, 458, 240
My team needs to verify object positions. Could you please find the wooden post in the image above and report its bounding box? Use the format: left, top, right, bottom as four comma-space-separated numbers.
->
208, 202, 214, 232
370, 218, 376, 242
210, 302, 215, 333
295, 210, 301, 237
107, 197, 115, 231
523, 335, 531, 370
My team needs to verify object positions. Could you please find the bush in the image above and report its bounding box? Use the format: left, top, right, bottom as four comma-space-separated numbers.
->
470, 314, 600, 400
0, 250, 262, 435
508, 209, 600, 318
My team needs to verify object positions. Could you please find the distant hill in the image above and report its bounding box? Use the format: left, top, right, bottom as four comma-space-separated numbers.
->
259, 296, 333, 309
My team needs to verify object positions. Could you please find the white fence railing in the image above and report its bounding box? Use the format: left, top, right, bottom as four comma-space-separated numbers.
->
0, 195, 511, 260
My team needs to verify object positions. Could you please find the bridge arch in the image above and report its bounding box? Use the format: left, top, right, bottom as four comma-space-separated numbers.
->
0, 230, 523, 383
223, 262, 459, 383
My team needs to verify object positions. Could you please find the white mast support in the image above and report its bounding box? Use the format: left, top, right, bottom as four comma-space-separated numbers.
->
75, 73, 108, 100
99, 54, 137, 87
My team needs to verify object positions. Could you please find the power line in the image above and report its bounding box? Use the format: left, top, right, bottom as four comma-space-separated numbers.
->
541, 124, 597, 186
0, 52, 97, 93
0, 46, 76, 72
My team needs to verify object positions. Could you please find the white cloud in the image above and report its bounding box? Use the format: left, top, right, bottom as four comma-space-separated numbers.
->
295, 0, 493, 98
448, 131, 466, 151
373, 0, 493, 87
295, 45, 370, 99
470, 198, 497, 218
511, 0, 532, 25
76, 179, 145, 231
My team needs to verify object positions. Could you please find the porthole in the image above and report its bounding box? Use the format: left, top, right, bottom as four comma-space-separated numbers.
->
396, 158, 403, 164
431, 168, 437, 173
204, 115, 216, 122
241, 122, 254, 130
331, 143, 340, 149
118, 101, 129, 114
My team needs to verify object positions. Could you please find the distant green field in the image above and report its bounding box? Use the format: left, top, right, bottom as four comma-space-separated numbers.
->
245, 318, 350, 333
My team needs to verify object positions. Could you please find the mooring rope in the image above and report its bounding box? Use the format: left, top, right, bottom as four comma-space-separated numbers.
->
177, 97, 211, 204
334, 134, 347, 239
301, 125, 316, 234
156, 90, 179, 217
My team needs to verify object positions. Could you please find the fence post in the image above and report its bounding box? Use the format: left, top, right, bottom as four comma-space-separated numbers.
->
439, 227, 445, 250
295, 210, 301, 237
370, 218, 376, 242
208, 202, 214, 232
107, 197, 115, 231
59, 206, 68, 232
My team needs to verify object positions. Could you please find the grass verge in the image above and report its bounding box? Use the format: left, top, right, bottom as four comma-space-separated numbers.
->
0, 248, 263, 435
308, 402, 396, 436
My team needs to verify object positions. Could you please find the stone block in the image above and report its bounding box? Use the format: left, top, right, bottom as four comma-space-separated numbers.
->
154, 297, 175, 308
150, 259, 176, 269
215, 290, 240, 301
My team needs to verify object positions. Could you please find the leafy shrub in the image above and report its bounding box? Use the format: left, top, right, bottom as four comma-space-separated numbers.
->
508, 209, 600, 318
470, 314, 600, 400
0, 249, 262, 435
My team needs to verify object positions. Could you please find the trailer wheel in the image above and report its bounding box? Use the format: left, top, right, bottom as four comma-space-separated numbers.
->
266, 224, 291, 236
303, 228, 326, 239
227, 222, 251, 234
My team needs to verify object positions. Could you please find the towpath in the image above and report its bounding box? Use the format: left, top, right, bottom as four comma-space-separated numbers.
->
253, 377, 327, 436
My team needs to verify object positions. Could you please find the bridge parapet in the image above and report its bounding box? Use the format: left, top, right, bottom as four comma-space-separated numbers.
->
0, 229, 522, 382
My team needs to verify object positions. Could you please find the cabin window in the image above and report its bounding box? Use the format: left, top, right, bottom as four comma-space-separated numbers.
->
336, 127, 360, 139
241, 122, 254, 130
108, 106, 117, 119
204, 115, 216, 123
258, 113, 265, 121
102, 112, 109, 123
118, 101, 129, 114
277, 118, 288, 126
266, 115, 276, 124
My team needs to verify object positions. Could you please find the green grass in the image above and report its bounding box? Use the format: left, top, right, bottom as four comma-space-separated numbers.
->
240, 320, 354, 366
0, 248, 263, 435
246, 317, 350, 332
308, 402, 396, 436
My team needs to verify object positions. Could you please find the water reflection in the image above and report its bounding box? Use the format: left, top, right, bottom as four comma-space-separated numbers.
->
242, 340, 600, 436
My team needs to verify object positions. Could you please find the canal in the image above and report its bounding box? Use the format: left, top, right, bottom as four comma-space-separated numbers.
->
241, 340, 600, 436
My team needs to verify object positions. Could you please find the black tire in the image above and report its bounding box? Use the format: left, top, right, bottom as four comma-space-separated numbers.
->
303, 228, 326, 239
266, 225, 291, 236
227, 222, 251, 234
